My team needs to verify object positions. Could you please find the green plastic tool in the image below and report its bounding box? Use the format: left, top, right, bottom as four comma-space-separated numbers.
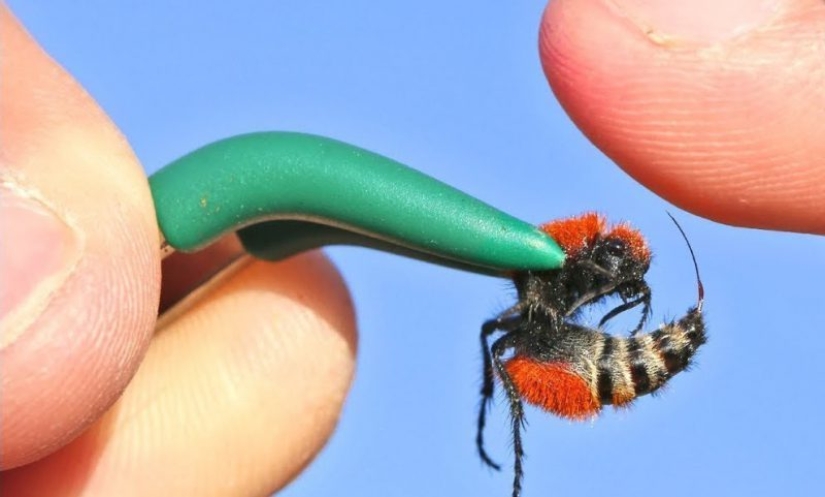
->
149, 132, 565, 276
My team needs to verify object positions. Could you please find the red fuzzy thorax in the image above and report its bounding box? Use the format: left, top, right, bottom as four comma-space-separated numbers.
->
540, 212, 651, 263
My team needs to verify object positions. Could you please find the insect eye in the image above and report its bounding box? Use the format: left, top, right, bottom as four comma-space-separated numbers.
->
592, 238, 630, 274
603, 238, 626, 257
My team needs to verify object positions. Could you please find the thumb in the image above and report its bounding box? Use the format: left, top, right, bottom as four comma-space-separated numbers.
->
0, 5, 160, 468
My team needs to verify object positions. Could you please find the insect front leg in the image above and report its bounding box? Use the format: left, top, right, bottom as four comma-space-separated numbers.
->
598, 282, 652, 334
477, 305, 524, 470
491, 334, 527, 497
564, 281, 619, 317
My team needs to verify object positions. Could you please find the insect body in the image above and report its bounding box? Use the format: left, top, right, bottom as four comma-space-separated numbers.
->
477, 213, 706, 497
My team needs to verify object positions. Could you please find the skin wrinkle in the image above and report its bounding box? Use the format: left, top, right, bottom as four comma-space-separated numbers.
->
604, 0, 786, 49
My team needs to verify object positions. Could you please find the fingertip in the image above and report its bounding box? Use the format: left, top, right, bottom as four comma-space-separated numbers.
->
540, 0, 825, 234
0, 5, 160, 468
2, 252, 357, 496
142, 252, 358, 494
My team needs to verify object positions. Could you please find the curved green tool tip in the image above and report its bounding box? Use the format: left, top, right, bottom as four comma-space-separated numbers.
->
149, 132, 565, 275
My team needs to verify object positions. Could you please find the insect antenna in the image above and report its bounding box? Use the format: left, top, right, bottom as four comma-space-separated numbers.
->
666, 212, 704, 311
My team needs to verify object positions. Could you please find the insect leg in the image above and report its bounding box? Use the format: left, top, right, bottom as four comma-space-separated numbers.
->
491, 334, 526, 497
564, 281, 618, 317
598, 282, 652, 334
478, 305, 523, 470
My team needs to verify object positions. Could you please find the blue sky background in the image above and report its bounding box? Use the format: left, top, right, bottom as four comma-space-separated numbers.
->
11, 2, 825, 496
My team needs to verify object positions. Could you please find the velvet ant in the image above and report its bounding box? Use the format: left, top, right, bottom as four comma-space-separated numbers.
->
476, 213, 706, 497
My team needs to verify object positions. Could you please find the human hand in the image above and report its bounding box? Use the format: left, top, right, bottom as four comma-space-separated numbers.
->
540, 0, 825, 234
5, 0, 821, 495
0, 6, 357, 496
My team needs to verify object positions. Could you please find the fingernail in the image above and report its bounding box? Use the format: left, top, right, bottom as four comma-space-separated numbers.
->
610, 0, 781, 44
0, 181, 82, 348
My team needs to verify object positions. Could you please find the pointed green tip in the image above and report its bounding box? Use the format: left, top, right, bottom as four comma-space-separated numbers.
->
523, 227, 567, 269
486, 221, 566, 272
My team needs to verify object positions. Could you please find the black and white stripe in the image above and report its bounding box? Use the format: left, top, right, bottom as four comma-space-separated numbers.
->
590, 306, 706, 405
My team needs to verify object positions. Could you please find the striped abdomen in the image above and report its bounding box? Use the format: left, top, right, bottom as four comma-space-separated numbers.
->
505, 306, 706, 420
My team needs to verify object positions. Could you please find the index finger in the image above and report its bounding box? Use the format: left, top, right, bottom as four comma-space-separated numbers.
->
540, 0, 825, 234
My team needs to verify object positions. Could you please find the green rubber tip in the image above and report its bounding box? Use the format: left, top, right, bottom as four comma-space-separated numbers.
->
149, 132, 565, 274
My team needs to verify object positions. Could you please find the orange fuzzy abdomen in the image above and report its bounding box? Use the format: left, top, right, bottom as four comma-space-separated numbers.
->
505, 356, 600, 420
